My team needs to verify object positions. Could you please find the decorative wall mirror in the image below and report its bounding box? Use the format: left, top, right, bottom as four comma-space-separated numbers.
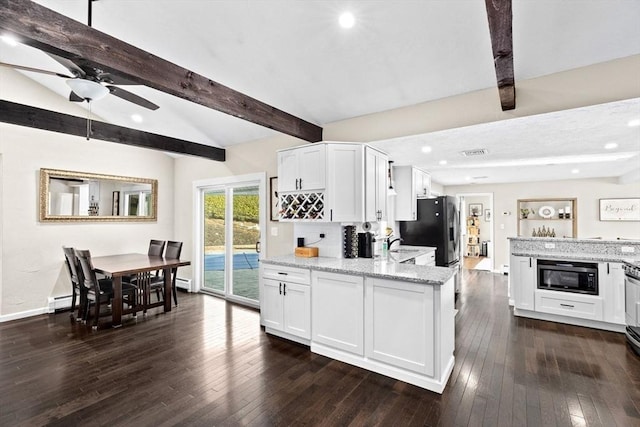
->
39, 168, 158, 222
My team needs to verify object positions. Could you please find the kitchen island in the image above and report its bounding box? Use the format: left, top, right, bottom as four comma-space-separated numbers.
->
260, 247, 456, 394
509, 237, 640, 332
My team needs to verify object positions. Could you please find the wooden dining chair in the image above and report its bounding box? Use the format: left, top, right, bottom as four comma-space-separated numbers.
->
62, 246, 84, 322
75, 249, 137, 329
149, 241, 183, 307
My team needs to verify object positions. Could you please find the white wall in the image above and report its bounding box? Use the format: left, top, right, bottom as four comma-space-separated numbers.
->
0, 69, 176, 318
446, 178, 640, 269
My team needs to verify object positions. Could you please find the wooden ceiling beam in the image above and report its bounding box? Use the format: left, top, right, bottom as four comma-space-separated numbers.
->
484, 0, 515, 110
0, 0, 323, 143
0, 100, 226, 161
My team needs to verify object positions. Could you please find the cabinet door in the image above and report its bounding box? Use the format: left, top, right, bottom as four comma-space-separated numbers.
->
312, 271, 364, 355
283, 282, 311, 339
511, 255, 536, 310
327, 144, 363, 222
261, 278, 284, 330
364, 148, 378, 222
415, 170, 430, 199
602, 262, 626, 324
298, 145, 326, 191
365, 278, 434, 375
277, 150, 299, 192
394, 166, 417, 221
375, 150, 388, 221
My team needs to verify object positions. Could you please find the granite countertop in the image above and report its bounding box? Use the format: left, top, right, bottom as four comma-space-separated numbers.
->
511, 250, 640, 263
261, 246, 454, 286
509, 236, 640, 244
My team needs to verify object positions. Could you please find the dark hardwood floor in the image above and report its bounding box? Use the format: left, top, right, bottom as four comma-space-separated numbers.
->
1, 270, 639, 426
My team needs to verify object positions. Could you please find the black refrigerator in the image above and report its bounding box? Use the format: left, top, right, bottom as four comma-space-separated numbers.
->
399, 196, 460, 267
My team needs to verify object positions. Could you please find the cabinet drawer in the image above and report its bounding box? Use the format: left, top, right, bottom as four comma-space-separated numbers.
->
262, 264, 310, 284
535, 291, 603, 321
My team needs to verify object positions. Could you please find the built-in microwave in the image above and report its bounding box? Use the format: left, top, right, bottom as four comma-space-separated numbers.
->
537, 259, 599, 295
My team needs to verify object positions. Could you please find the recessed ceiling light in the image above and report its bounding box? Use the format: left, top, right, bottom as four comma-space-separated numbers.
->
421, 146, 432, 154
131, 114, 143, 123
465, 176, 472, 181
0, 35, 18, 46
339, 12, 355, 29
439, 160, 447, 165
604, 142, 618, 150
628, 119, 640, 127
571, 169, 580, 174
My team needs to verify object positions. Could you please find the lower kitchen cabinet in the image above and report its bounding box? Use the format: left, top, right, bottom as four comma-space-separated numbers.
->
510, 255, 536, 310
365, 278, 435, 376
260, 265, 311, 343
311, 271, 364, 355
601, 261, 626, 325
535, 289, 603, 321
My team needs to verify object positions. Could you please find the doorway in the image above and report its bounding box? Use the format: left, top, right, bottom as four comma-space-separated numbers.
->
457, 193, 494, 272
194, 173, 267, 308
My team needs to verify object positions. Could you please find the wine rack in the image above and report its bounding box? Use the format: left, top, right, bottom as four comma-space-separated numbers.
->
279, 192, 325, 220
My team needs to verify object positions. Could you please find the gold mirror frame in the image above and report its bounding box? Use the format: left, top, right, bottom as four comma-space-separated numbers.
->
39, 168, 158, 222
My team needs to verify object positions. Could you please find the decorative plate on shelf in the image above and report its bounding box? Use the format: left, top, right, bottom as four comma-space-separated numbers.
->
539, 206, 555, 219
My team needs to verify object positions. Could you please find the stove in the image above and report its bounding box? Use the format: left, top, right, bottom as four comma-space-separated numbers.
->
624, 261, 640, 356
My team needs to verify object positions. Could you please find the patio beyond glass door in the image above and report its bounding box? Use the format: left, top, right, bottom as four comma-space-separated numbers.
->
202, 184, 260, 305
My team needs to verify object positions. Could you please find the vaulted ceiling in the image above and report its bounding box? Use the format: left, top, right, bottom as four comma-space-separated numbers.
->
1, 0, 639, 185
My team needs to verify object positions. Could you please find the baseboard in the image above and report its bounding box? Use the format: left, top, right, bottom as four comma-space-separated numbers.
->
0, 307, 49, 323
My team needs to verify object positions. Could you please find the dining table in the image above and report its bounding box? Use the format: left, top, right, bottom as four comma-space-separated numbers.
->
92, 253, 190, 328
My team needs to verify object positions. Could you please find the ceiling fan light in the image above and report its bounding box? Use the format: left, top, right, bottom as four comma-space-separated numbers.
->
66, 79, 109, 101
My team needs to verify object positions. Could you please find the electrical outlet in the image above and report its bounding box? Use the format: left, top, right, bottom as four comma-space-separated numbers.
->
544, 243, 555, 249
621, 246, 635, 253
270, 226, 278, 237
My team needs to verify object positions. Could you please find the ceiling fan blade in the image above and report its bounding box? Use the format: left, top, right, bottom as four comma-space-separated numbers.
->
69, 91, 85, 102
0, 61, 73, 78
45, 53, 86, 78
107, 86, 159, 110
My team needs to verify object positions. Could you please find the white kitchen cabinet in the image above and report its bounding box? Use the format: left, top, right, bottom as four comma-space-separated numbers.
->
278, 144, 326, 192
414, 168, 431, 199
312, 271, 364, 355
260, 265, 311, 343
510, 255, 536, 310
414, 251, 436, 266
535, 289, 604, 321
394, 165, 430, 221
326, 143, 364, 222
601, 262, 626, 325
365, 277, 435, 375
364, 147, 388, 222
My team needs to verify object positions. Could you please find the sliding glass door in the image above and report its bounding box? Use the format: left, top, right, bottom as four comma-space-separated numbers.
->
199, 175, 265, 307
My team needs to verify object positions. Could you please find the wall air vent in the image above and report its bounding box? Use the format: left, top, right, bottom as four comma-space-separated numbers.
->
460, 148, 488, 157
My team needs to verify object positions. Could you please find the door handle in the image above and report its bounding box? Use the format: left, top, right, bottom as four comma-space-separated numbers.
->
295, 178, 299, 190
279, 282, 282, 295
529, 258, 532, 268
299, 178, 302, 189
255, 240, 261, 254
283, 283, 286, 296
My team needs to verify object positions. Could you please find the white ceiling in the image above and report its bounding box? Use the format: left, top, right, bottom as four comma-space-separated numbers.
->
1, 0, 639, 185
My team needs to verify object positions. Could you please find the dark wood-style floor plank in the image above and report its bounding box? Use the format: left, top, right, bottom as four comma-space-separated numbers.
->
1, 269, 639, 426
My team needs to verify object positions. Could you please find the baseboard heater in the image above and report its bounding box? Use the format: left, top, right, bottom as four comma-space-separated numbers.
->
47, 295, 73, 313
175, 277, 193, 292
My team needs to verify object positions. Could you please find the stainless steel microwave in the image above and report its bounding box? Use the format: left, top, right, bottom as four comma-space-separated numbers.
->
537, 259, 598, 295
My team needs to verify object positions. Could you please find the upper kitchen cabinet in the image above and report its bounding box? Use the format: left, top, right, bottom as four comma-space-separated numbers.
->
364, 147, 389, 222
326, 143, 364, 222
278, 144, 326, 192
278, 142, 388, 222
394, 166, 431, 221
